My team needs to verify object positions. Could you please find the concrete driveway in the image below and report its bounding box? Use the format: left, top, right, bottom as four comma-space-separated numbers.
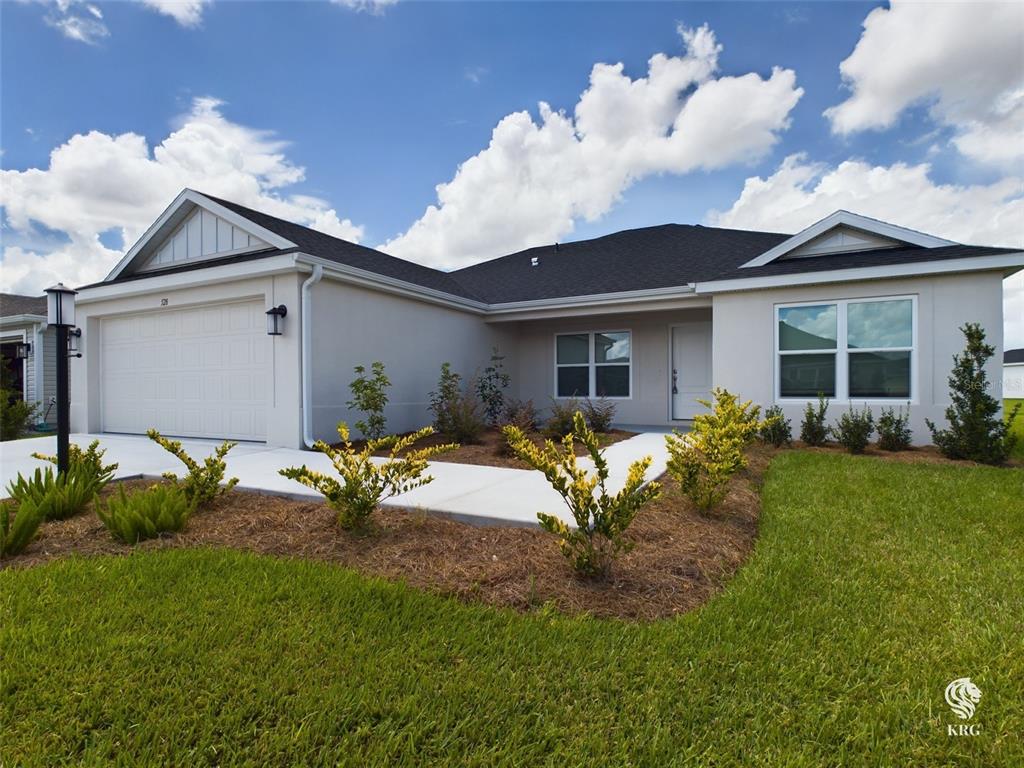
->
0, 432, 670, 527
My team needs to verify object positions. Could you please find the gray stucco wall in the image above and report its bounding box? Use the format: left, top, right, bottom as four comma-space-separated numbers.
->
712, 271, 1007, 444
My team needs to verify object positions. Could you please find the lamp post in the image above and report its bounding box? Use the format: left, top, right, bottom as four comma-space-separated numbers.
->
45, 283, 77, 476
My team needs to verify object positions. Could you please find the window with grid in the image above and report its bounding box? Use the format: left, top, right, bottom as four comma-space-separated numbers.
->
555, 331, 631, 398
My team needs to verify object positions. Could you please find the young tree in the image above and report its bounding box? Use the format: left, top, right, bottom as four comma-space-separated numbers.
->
347, 361, 391, 440
476, 348, 511, 427
926, 323, 1020, 464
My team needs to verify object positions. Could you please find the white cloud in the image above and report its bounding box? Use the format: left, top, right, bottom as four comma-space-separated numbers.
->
42, 0, 109, 44
330, 0, 398, 14
138, 0, 211, 28
0, 97, 364, 294
382, 24, 803, 269
825, 0, 1024, 165
708, 153, 1024, 347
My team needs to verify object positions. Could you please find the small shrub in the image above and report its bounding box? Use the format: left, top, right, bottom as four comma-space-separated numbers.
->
759, 405, 792, 447
800, 394, 830, 446
0, 497, 47, 557
665, 389, 765, 511
504, 412, 659, 578
96, 484, 194, 544
545, 398, 580, 438
476, 348, 511, 427
147, 430, 239, 507
582, 397, 616, 433
446, 389, 486, 444
280, 423, 458, 531
0, 396, 38, 441
6, 466, 96, 521
347, 361, 391, 440
831, 405, 875, 454
428, 363, 463, 436
877, 406, 913, 451
500, 398, 539, 432
32, 440, 118, 496
926, 323, 1020, 464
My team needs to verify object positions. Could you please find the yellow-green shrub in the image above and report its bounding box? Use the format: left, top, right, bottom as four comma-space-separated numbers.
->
504, 411, 660, 578
32, 440, 118, 497
96, 483, 194, 544
279, 423, 457, 530
147, 429, 238, 507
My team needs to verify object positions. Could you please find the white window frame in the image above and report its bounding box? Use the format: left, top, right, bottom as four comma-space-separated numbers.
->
774, 295, 917, 404
553, 330, 632, 400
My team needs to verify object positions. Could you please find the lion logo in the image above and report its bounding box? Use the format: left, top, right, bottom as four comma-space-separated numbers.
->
945, 677, 981, 720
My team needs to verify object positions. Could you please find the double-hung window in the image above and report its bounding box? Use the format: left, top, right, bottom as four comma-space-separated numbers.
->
776, 296, 915, 401
555, 331, 631, 398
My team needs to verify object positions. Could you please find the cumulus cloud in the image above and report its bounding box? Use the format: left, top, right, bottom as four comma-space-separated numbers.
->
382, 24, 803, 268
0, 97, 364, 293
709, 153, 1024, 347
138, 0, 211, 27
825, 0, 1024, 165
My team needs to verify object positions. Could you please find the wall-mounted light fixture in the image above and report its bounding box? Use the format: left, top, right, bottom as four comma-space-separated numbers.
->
14, 341, 31, 360
265, 304, 287, 336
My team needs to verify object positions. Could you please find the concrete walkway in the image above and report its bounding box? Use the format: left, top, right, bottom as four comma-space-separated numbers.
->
0, 432, 671, 527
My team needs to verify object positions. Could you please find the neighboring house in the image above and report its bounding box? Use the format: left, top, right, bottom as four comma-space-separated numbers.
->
1005, 349, 1024, 399
0, 293, 57, 427
70, 189, 1024, 448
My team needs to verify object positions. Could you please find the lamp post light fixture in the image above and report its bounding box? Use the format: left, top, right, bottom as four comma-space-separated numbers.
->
14, 341, 31, 360
265, 304, 287, 336
44, 282, 78, 476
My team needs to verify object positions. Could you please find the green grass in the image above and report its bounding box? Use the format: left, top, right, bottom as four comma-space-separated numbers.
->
2, 453, 1022, 766
1007, 399, 1024, 461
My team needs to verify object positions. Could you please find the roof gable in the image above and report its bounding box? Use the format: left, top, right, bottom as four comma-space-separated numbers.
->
740, 211, 956, 269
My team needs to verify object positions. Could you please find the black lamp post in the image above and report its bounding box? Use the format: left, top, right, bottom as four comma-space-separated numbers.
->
45, 283, 77, 476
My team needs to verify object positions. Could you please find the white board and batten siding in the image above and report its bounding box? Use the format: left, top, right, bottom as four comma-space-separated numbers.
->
143, 207, 269, 270
100, 300, 270, 441
1006, 364, 1024, 399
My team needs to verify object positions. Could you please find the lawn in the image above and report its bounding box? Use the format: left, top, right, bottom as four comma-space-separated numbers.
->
1007, 399, 1024, 461
2, 452, 1022, 766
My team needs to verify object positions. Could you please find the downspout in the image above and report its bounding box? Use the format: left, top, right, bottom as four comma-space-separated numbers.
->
301, 264, 324, 448
33, 322, 45, 426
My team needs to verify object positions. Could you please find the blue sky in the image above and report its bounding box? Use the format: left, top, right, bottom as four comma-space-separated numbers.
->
1, 0, 1022, 343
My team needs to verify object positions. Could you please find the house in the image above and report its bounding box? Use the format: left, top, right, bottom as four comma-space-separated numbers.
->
1005, 349, 1024, 400
69, 189, 1024, 448
0, 293, 58, 427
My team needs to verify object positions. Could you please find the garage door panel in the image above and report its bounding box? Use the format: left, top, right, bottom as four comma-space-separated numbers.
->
101, 300, 268, 441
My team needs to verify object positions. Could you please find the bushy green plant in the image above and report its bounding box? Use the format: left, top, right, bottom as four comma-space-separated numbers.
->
146, 430, 239, 507
504, 412, 659, 578
428, 364, 485, 443
582, 397, 616, 433
800, 394, 830, 446
926, 323, 1021, 464
32, 440, 118, 496
347, 361, 391, 440
280, 423, 458, 530
0, 497, 47, 557
6, 466, 97, 521
96, 483, 194, 544
0, 396, 38, 441
831, 405, 875, 454
665, 388, 767, 511
428, 363, 462, 435
759, 405, 792, 447
877, 406, 913, 452
544, 398, 580, 438
476, 348, 511, 427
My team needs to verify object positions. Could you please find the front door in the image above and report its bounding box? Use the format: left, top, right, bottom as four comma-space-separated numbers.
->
671, 322, 712, 420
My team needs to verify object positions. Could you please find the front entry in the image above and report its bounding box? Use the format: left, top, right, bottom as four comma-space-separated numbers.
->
671, 321, 712, 420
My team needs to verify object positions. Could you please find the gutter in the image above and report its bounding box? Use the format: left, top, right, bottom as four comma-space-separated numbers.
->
301, 264, 324, 449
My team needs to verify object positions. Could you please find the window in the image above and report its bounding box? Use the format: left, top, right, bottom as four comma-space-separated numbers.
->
776, 297, 914, 401
555, 331, 631, 398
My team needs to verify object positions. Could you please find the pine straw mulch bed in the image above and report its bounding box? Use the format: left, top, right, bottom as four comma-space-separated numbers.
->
0, 447, 770, 622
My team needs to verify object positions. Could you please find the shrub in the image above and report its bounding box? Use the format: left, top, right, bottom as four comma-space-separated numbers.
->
0, 497, 47, 557
926, 323, 1021, 464
146, 430, 239, 507
503, 412, 659, 578
877, 406, 913, 452
0, 396, 38, 441
582, 397, 616, 433
96, 483, 194, 544
476, 348, 511, 427
428, 363, 462, 435
759, 405, 792, 447
665, 388, 765, 511
500, 398, 539, 432
446, 389, 487, 444
32, 440, 118, 496
831, 405, 875, 454
280, 423, 458, 531
6, 466, 96, 521
347, 361, 391, 440
545, 398, 580, 438
800, 394, 830, 446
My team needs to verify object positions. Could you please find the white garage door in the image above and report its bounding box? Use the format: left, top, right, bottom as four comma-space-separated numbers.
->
101, 300, 270, 441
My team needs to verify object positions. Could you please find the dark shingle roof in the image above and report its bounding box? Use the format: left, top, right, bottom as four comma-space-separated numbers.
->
1006, 349, 1024, 365
0, 293, 47, 317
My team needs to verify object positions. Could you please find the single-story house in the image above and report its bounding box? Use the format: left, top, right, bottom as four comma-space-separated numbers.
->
69, 189, 1023, 448
1005, 348, 1024, 399
0, 293, 58, 427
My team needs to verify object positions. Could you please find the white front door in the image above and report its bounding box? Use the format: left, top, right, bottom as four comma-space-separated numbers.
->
671, 321, 712, 420
100, 300, 270, 441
